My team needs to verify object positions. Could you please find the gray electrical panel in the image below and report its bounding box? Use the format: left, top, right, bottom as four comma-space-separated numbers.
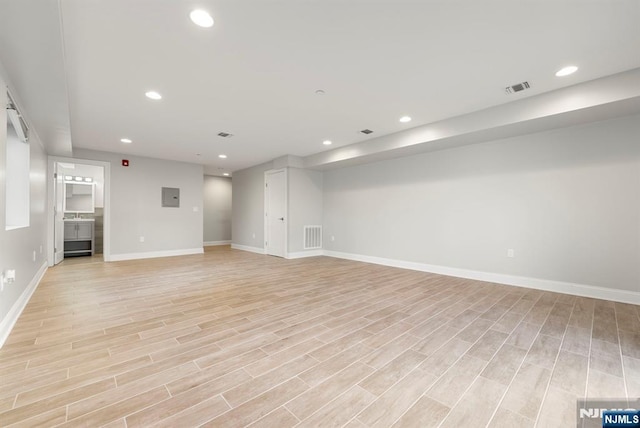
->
161, 187, 180, 207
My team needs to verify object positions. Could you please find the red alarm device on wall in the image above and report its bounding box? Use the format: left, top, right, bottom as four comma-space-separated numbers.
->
122, 159, 129, 167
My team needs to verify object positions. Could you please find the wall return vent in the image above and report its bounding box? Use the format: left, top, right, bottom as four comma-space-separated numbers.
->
303, 225, 322, 249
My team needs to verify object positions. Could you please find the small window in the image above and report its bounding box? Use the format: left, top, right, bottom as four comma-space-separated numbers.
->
5, 93, 30, 230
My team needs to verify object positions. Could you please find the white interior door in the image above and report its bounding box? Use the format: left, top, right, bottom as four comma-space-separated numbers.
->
53, 163, 65, 265
265, 169, 286, 257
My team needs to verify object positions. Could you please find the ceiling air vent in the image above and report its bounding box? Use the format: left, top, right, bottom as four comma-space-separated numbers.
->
217, 132, 233, 138
360, 129, 374, 135
505, 81, 531, 94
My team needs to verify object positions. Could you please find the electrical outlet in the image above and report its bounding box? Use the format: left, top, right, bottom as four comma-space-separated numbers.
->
139, 236, 145, 243
252, 233, 256, 239
507, 249, 515, 258
193, 206, 199, 212
5, 270, 16, 283
33, 251, 36, 261
331, 235, 335, 242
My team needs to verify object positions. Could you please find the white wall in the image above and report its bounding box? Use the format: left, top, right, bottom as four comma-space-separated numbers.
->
203, 175, 232, 244
0, 70, 49, 343
323, 115, 640, 294
288, 168, 323, 254
231, 161, 273, 250
232, 163, 324, 256
74, 149, 204, 259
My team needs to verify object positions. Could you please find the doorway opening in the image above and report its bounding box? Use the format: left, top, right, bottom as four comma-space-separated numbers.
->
48, 157, 111, 266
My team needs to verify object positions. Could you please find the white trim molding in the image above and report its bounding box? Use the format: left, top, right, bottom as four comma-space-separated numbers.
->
231, 244, 266, 255
323, 250, 640, 305
287, 250, 324, 259
204, 240, 232, 246
0, 262, 48, 348
109, 248, 204, 262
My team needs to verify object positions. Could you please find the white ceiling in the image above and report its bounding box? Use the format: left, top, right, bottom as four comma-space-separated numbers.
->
2, 0, 640, 175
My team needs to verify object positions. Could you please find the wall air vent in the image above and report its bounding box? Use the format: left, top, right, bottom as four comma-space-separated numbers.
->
217, 132, 233, 138
303, 225, 322, 249
505, 81, 531, 94
360, 129, 374, 135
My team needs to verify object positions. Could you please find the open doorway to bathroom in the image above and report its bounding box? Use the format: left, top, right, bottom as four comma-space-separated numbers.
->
57, 162, 104, 262
47, 157, 111, 266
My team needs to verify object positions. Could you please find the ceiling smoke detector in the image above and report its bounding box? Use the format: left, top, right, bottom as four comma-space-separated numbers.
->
360, 129, 374, 135
505, 81, 531, 94
217, 132, 233, 138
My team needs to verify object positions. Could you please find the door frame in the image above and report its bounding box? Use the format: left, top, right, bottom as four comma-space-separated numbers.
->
53, 162, 64, 265
264, 168, 288, 257
47, 156, 111, 265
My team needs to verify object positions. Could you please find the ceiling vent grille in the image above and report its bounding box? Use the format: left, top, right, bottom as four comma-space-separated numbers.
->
217, 132, 233, 138
505, 81, 531, 94
360, 129, 374, 135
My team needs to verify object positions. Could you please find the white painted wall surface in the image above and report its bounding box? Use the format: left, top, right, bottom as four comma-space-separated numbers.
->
203, 175, 232, 243
231, 161, 273, 249
323, 115, 640, 293
288, 168, 323, 254
73, 149, 204, 258
0, 69, 49, 335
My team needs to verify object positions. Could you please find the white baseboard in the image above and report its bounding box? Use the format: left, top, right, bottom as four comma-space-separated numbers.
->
204, 240, 232, 247
230, 246, 323, 259
287, 250, 324, 259
323, 250, 640, 305
231, 244, 266, 255
0, 262, 48, 348
109, 248, 204, 262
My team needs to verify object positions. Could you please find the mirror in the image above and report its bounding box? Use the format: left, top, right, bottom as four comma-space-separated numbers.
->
64, 182, 95, 213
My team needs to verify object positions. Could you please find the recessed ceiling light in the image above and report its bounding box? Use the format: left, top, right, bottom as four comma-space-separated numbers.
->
190, 9, 214, 28
218, 154, 227, 159
323, 140, 332, 146
145, 91, 162, 100
223, 173, 230, 176
120, 138, 132, 143
555, 66, 578, 77
399, 116, 412, 123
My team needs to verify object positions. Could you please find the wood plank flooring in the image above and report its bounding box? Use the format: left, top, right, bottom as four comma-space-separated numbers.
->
1, 246, 638, 427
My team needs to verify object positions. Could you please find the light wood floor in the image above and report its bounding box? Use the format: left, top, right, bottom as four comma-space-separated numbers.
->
1, 246, 638, 427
